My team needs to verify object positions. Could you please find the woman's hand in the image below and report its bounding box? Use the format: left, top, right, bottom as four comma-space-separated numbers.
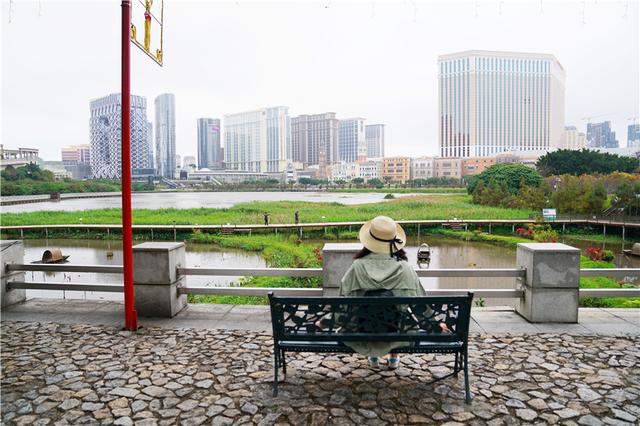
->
439, 323, 452, 333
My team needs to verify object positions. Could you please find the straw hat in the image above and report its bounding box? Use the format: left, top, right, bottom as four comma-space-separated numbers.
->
359, 216, 407, 255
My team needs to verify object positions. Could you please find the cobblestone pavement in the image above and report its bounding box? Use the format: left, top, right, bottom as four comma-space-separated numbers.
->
1, 321, 639, 426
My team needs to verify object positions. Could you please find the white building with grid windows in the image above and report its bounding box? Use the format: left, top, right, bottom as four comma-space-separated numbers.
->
224, 106, 290, 173
365, 124, 385, 158
155, 94, 176, 179
438, 50, 565, 158
89, 94, 152, 179
338, 118, 367, 163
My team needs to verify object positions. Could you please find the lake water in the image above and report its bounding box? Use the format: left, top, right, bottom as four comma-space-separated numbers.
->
21, 235, 639, 306
22, 237, 518, 305
2, 191, 418, 213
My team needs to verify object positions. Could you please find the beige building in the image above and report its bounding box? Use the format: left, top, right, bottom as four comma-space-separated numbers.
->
330, 162, 360, 182
462, 157, 496, 176
559, 126, 587, 150
438, 50, 565, 158
61, 144, 91, 165
411, 157, 435, 179
381, 157, 411, 183
434, 158, 462, 179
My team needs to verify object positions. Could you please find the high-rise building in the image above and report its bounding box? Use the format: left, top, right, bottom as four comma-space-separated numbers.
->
61, 144, 92, 179
438, 50, 566, 157
224, 106, 290, 173
291, 113, 339, 176
146, 122, 154, 171
627, 123, 640, 148
559, 126, 587, 150
197, 118, 223, 169
155, 94, 176, 178
365, 124, 385, 158
89, 93, 152, 179
61, 144, 91, 165
587, 121, 618, 148
338, 118, 366, 163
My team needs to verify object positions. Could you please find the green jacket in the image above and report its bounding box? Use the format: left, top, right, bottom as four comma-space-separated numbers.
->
339, 253, 426, 357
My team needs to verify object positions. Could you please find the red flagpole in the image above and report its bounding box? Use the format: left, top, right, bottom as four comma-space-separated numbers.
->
121, 0, 137, 330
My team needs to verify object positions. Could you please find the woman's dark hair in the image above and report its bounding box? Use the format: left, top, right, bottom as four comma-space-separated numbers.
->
354, 247, 408, 262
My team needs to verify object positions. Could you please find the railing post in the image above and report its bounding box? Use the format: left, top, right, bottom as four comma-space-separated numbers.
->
516, 243, 580, 323
133, 242, 187, 318
322, 243, 362, 296
1, 240, 26, 308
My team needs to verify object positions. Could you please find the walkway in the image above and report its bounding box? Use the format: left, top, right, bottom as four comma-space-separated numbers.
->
2, 319, 639, 425
2, 299, 639, 335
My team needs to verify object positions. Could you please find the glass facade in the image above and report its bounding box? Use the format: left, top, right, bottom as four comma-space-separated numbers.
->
224, 107, 290, 173
338, 118, 366, 163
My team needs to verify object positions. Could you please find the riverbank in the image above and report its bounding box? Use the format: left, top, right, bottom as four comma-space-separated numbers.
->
328, 187, 466, 194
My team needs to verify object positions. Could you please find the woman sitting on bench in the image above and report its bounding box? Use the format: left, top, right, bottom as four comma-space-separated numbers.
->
339, 215, 448, 369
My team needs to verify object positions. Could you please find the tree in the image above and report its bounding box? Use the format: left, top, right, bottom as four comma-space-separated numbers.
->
367, 178, 384, 188
1, 166, 18, 181
351, 177, 365, 186
536, 149, 640, 176
298, 177, 312, 186
468, 164, 543, 195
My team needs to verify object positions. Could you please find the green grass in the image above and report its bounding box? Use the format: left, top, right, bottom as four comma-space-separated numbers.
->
186, 232, 322, 305
0, 194, 534, 227
423, 229, 639, 308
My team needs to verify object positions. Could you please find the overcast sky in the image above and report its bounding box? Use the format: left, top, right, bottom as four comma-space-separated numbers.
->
2, 0, 639, 161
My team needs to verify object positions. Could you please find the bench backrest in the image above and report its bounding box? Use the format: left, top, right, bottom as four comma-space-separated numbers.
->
269, 293, 473, 344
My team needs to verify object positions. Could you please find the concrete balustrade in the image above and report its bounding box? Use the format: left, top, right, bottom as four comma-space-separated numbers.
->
322, 243, 363, 296
1, 240, 629, 324
1, 240, 26, 308
515, 243, 581, 323
132, 242, 188, 318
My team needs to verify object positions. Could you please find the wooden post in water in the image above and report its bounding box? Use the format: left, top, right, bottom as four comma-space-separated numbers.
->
151, 228, 153, 241
417, 224, 421, 239
488, 223, 492, 234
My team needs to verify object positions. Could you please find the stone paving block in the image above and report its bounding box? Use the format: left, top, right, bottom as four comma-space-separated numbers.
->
1, 320, 638, 425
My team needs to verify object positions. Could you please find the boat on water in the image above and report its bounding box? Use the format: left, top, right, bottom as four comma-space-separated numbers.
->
31, 248, 70, 264
622, 242, 640, 258
417, 243, 431, 263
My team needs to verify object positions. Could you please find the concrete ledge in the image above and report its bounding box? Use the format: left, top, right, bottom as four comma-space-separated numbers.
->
2, 299, 638, 335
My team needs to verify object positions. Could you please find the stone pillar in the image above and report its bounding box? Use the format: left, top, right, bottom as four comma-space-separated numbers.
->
1, 240, 26, 308
322, 243, 362, 296
133, 242, 187, 318
516, 243, 581, 323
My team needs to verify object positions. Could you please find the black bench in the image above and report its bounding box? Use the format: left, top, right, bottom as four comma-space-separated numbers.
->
268, 292, 474, 403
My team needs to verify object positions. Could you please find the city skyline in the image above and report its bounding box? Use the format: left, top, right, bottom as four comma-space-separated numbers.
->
2, 1, 638, 160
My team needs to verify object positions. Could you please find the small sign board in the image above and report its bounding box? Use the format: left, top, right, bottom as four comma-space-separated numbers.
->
542, 208, 557, 221
131, 0, 164, 66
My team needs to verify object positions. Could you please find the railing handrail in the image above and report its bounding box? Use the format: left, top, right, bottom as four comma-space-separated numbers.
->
177, 267, 323, 277
578, 268, 640, 278
9, 281, 639, 299
8, 263, 639, 279
6, 264, 123, 273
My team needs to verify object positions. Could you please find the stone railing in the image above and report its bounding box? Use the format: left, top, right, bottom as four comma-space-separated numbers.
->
2, 240, 638, 323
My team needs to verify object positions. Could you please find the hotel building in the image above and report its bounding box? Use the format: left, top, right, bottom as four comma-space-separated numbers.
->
438, 50, 565, 158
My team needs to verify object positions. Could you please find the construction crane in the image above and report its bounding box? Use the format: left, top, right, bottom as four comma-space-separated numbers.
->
580, 114, 611, 123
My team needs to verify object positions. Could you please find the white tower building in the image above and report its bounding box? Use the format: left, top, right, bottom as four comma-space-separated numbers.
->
438, 50, 565, 157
